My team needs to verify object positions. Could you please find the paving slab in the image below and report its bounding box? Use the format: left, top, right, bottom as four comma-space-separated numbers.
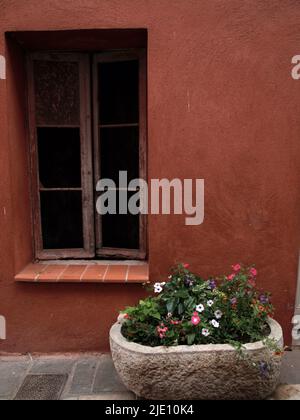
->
68, 358, 98, 395
0, 361, 30, 399
93, 354, 128, 393
280, 350, 300, 385
30, 358, 77, 375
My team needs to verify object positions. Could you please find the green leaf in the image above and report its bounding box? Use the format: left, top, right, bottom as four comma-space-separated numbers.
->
178, 303, 184, 315
167, 299, 176, 313
152, 312, 161, 320
187, 334, 196, 345
175, 289, 189, 299
185, 297, 196, 311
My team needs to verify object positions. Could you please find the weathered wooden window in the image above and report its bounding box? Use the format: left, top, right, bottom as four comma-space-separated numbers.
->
27, 51, 147, 260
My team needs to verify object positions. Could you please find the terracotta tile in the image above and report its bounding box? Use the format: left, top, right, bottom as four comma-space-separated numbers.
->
15, 264, 49, 282
81, 265, 108, 282
104, 265, 128, 283
59, 265, 86, 282
15, 263, 149, 284
127, 265, 149, 283
38, 265, 68, 282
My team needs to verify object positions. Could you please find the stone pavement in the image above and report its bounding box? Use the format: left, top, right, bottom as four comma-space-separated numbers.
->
0, 350, 299, 400
0, 353, 135, 400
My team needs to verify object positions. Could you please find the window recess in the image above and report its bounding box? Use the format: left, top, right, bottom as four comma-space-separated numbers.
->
27, 50, 147, 260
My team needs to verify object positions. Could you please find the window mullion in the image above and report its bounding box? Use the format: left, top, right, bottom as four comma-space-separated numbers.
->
80, 55, 95, 257
92, 54, 103, 250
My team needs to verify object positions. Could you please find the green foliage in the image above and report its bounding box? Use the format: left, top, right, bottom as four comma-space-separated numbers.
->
121, 263, 275, 350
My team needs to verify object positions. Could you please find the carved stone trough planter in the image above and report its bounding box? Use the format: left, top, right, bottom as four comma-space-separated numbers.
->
110, 318, 283, 400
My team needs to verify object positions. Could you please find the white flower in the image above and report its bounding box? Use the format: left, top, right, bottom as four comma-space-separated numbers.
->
196, 304, 205, 313
154, 283, 163, 293
154, 282, 166, 293
207, 300, 214, 307
168, 275, 172, 279
214, 310, 223, 319
202, 328, 210, 337
211, 319, 220, 328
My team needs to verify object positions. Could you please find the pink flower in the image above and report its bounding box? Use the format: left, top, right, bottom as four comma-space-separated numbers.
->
191, 312, 201, 326
232, 264, 241, 272
250, 268, 257, 277
157, 324, 168, 339
227, 274, 236, 281
183, 263, 190, 269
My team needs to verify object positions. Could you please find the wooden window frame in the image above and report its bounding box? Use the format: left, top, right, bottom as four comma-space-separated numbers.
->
27, 50, 147, 261
27, 52, 95, 260
93, 50, 147, 260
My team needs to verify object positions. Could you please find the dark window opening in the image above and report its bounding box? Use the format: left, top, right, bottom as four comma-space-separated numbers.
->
27, 50, 147, 260
98, 60, 139, 125
100, 126, 140, 182
102, 193, 140, 250
38, 128, 81, 189
40, 191, 84, 249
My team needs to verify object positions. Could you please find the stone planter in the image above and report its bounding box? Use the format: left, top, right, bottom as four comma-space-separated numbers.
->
110, 318, 283, 400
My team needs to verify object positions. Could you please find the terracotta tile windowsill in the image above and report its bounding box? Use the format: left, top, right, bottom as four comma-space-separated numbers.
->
15, 262, 149, 284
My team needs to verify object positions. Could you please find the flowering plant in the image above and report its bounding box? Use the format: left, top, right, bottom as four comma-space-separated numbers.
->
121, 264, 275, 348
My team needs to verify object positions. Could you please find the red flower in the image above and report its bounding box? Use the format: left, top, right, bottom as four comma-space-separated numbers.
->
250, 267, 257, 277
232, 264, 241, 272
183, 263, 190, 269
227, 274, 236, 281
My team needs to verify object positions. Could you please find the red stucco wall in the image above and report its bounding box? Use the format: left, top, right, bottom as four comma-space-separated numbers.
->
1, 0, 300, 353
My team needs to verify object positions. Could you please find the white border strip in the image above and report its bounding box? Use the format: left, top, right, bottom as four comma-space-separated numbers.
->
0, 55, 6, 80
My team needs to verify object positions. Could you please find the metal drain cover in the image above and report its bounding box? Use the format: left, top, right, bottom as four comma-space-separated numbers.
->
15, 374, 68, 400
